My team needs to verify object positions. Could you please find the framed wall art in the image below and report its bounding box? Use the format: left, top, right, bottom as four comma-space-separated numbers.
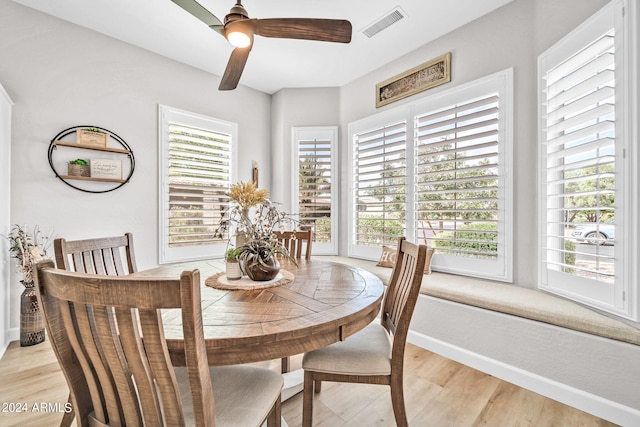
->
376, 52, 451, 108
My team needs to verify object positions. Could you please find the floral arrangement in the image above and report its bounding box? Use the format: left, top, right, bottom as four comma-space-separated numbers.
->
227, 181, 269, 210
216, 181, 292, 241
216, 182, 298, 276
6, 225, 53, 286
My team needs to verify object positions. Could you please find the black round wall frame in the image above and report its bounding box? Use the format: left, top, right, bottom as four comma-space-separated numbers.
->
48, 125, 135, 193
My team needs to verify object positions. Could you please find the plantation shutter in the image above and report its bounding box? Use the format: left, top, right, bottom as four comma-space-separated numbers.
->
298, 138, 332, 242
540, 29, 616, 284
348, 70, 512, 279
352, 120, 407, 250
415, 93, 500, 259
167, 123, 232, 247
159, 105, 237, 263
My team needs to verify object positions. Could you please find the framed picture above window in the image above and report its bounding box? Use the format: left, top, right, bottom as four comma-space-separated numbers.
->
376, 52, 451, 108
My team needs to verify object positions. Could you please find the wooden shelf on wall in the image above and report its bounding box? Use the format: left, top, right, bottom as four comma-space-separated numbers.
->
58, 175, 126, 183
53, 141, 131, 155
48, 126, 135, 193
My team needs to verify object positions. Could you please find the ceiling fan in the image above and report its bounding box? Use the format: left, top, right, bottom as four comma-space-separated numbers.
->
171, 0, 353, 90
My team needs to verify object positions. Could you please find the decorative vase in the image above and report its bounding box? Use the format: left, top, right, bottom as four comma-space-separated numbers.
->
226, 261, 242, 280
243, 256, 280, 281
235, 208, 251, 247
20, 280, 45, 346
235, 232, 249, 248
68, 163, 90, 177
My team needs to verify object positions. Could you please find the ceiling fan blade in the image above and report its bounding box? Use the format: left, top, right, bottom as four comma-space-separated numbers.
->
219, 46, 252, 90
171, 0, 224, 34
256, 18, 352, 43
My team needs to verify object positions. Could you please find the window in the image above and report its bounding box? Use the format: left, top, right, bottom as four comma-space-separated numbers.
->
159, 105, 237, 263
538, 0, 638, 319
350, 114, 407, 259
292, 127, 338, 254
349, 70, 513, 281
415, 89, 510, 280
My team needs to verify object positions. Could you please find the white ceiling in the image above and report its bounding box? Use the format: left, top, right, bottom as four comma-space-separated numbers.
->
11, 0, 513, 94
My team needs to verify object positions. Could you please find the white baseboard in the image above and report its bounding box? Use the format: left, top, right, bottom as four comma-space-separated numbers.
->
0, 328, 19, 359
0, 340, 8, 360
8, 326, 19, 343
408, 330, 640, 427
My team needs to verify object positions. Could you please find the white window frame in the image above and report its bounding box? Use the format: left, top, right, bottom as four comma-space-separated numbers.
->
158, 105, 238, 264
348, 69, 513, 282
291, 126, 339, 255
538, 0, 639, 320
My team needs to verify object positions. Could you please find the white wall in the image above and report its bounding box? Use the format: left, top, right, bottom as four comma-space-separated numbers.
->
0, 83, 12, 355
0, 0, 272, 332
270, 87, 340, 211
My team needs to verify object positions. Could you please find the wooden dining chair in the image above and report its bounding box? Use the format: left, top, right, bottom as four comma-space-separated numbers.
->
53, 232, 137, 426
54, 232, 137, 275
274, 229, 312, 261
274, 229, 313, 374
35, 260, 283, 427
301, 237, 427, 427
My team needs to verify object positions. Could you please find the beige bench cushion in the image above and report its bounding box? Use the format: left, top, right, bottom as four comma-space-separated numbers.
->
422, 277, 640, 346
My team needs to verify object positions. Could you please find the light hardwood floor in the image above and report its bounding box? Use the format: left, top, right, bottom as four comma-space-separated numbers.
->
0, 339, 617, 427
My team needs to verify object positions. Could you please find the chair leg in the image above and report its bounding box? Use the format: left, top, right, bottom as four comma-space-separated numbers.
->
302, 371, 314, 427
59, 395, 74, 427
390, 379, 408, 427
267, 395, 281, 427
281, 356, 290, 373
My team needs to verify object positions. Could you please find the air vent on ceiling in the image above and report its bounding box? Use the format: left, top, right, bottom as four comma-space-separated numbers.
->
361, 7, 406, 38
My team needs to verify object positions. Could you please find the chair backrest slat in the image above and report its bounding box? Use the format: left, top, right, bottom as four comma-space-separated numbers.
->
274, 230, 312, 261
90, 250, 105, 275
381, 237, 426, 356
108, 248, 124, 275
92, 305, 142, 426
138, 309, 185, 426
91, 249, 107, 275
35, 261, 214, 426
56, 293, 106, 422
55, 233, 137, 276
72, 252, 92, 274
115, 307, 164, 426
72, 302, 123, 425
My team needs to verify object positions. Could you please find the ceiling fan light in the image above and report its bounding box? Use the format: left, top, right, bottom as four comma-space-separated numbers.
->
227, 30, 251, 48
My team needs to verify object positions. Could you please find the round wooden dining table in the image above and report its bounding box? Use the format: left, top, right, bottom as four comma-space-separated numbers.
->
133, 258, 385, 367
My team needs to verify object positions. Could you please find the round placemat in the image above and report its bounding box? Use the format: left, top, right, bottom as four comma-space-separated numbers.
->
205, 269, 294, 291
